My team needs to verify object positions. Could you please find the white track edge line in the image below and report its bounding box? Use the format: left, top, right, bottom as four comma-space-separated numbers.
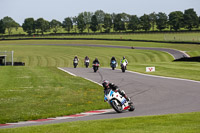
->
58, 67, 77, 77
58, 67, 102, 86
102, 67, 200, 84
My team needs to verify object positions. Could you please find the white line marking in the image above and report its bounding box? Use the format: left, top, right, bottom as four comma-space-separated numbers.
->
57, 67, 102, 86
127, 70, 200, 84
180, 51, 190, 57
58, 67, 77, 77
7, 121, 37, 125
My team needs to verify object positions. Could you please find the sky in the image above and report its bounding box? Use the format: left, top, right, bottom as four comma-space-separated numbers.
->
1, 0, 200, 25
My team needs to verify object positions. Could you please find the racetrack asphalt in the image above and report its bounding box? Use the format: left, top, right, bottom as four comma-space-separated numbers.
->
2, 67, 200, 129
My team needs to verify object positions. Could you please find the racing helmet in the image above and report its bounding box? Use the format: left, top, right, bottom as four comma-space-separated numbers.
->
102, 80, 109, 88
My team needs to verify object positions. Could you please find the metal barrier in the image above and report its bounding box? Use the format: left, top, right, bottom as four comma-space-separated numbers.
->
0, 51, 14, 66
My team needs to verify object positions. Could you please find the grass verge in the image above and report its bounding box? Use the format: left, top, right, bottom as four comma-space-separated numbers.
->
1, 112, 200, 133
0, 67, 109, 123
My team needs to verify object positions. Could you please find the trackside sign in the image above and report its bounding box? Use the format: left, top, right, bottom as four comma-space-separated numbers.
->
146, 67, 155, 72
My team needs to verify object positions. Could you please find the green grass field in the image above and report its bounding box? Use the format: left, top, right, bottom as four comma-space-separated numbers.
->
0, 66, 109, 124
1, 112, 200, 133
1, 40, 200, 56
0, 39, 200, 132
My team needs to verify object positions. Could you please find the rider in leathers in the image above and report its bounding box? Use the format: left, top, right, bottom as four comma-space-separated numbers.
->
120, 56, 128, 69
110, 56, 117, 64
84, 56, 90, 67
73, 56, 79, 68
102, 80, 131, 104
93, 58, 100, 64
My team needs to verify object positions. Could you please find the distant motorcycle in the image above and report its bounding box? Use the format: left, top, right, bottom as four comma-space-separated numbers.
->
104, 89, 135, 113
85, 59, 90, 68
110, 60, 117, 70
121, 62, 127, 72
93, 63, 100, 72
73, 60, 78, 68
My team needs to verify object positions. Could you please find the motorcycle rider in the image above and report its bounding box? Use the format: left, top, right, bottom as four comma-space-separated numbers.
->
110, 56, 117, 65
120, 56, 128, 69
84, 56, 90, 67
85, 56, 89, 62
93, 58, 100, 64
102, 80, 131, 104
73, 56, 79, 68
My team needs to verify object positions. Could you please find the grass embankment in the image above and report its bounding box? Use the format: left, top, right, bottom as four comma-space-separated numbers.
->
1, 112, 200, 133
2, 32, 200, 43
1, 40, 200, 57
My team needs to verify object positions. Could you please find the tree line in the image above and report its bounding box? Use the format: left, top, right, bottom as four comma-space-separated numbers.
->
0, 8, 200, 35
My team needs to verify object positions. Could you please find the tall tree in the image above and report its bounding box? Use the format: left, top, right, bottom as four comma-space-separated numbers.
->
22, 18, 35, 35
121, 13, 130, 31
103, 13, 112, 33
95, 10, 105, 32
2, 16, 19, 35
111, 13, 116, 23
149, 12, 157, 31
72, 16, 78, 33
128, 15, 140, 32
90, 15, 98, 33
35, 18, 50, 34
183, 8, 199, 30
113, 14, 125, 32
199, 16, 200, 26
50, 19, 61, 34
77, 13, 86, 33
156, 12, 168, 31
140, 14, 151, 31
168, 11, 184, 31
82, 12, 93, 33
63, 17, 73, 33
0, 19, 5, 34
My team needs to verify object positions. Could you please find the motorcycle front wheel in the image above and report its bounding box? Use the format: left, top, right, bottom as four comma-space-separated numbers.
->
110, 99, 123, 113
121, 67, 125, 72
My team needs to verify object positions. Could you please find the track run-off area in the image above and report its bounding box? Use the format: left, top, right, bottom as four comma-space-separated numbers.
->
0, 44, 197, 129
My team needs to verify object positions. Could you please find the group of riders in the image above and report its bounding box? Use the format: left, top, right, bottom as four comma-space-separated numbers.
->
73, 56, 128, 70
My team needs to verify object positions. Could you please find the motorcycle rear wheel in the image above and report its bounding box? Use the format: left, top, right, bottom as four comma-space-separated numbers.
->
129, 105, 135, 111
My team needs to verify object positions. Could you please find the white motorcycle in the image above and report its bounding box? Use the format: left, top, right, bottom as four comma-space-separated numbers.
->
85, 59, 90, 68
121, 62, 127, 72
73, 60, 78, 68
104, 89, 135, 113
